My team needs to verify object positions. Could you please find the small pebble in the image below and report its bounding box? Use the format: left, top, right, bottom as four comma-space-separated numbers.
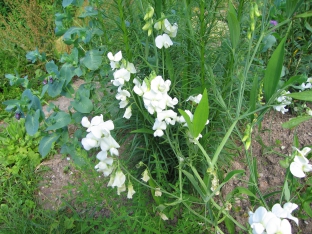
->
304, 221, 309, 225
66, 157, 70, 161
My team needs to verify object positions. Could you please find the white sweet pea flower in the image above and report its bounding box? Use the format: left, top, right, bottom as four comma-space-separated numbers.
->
133, 78, 147, 96
155, 34, 173, 49
121, 61, 137, 74
265, 217, 291, 234
127, 183, 135, 199
163, 19, 178, 38
164, 94, 178, 108
116, 88, 130, 101
143, 90, 164, 114
81, 116, 91, 128
150, 76, 171, 94
290, 155, 312, 178
123, 106, 132, 119
81, 132, 99, 150
100, 135, 120, 156
111, 170, 126, 188
187, 94, 202, 104
159, 213, 169, 221
107, 51, 122, 70
141, 169, 150, 182
272, 202, 299, 225
273, 104, 289, 114
119, 99, 129, 109
94, 159, 114, 177
157, 110, 177, 125
248, 207, 277, 234
82, 115, 114, 139
152, 119, 167, 137
112, 68, 131, 86
117, 183, 126, 195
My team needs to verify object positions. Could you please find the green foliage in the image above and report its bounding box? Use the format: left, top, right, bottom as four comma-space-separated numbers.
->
0, 118, 42, 174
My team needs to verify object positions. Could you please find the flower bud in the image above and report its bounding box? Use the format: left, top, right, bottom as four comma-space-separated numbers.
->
15, 112, 21, 120
148, 28, 153, 36
144, 6, 154, 21
254, 4, 261, 17
142, 22, 151, 31
250, 7, 254, 20
250, 21, 255, 32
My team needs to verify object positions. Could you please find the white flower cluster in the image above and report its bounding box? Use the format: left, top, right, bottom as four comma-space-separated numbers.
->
108, 51, 137, 119
273, 91, 292, 114
290, 147, 312, 178
248, 202, 298, 234
154, 18, 178, 49
81, 114, 135, 198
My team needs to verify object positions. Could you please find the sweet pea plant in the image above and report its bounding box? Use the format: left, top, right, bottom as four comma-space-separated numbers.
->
3, 0, 312, 233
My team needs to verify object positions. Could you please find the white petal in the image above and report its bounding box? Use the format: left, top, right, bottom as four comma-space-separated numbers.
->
155, 35, 164, 49
114, 51, 122, 61
96, 151, 108, 161
290, 161, 306, 178
81, 117, 90, 128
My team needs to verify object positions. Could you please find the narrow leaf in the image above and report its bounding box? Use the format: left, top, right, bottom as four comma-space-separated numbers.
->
227, 4, 240, 49
295, 11, 312, 18
282, 116, 312, 129
178, 109, 193, 135
182, 170, 205, 199
285, 90, 312, 101
223, 170, 245, 183
263, 37, 286, 101
131, 128, 154, 134
193, 89, 209, 138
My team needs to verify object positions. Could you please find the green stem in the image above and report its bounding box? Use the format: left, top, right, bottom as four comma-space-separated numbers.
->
117, 0, 131, 60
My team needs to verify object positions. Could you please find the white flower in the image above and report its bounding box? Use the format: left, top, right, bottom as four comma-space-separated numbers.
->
107, 51, 122, 62
154, 21, 163, 30
157, 110, 177, 125
117, 183, 126, 195
121, 61, 137, 74
152, 119, 167, 137
150, 76, 171, 94
81, 116, 91, 128
248, 207, 276, 234
123, 106, 132, 119
272, 202, 299, 225
94, 159, 114, 177
163, 19, 178, 38
141, 169, 150, 182
133, 78, 147, 96
119, 99, 129, 108
100, 135, 120, 156
116, 88, 131, 101
81, 132, 99, 150
273, 104, 289, 114
107, 51, 122, 70
265, 217, 291, 234
127, 183, 135, 199
186, 94, 202, 104
301, 82, 312, 90
82, 115, 114, 139
112, 68, 131, 86
111, 170, 126, 188
155, 188, 162, 197
307, 109, 312, 116
155, 34, 173, 49
290, 147, 312, 178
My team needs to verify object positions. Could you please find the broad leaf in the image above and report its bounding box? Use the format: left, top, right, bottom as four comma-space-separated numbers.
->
46, 112, 71, 131
46, 60, 59, 75
81, 49, 103, 70
71, 96, 93, 113
25, 109, 40, 136
39, 134, 60, 158
48, 79, 65, 97
62, 0, 74, 8
263, 37, 286, 101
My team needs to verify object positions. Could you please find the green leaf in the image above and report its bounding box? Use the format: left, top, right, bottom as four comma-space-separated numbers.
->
48, 79, 65, 97
303, 201, 312, 218
262, 35, 276, 52
131, 128, 154, 134
284, 180, 290, 201
46, 112, 71, 131
227, 3, 240, 49
71, 96, 93, 113
285, 90, 312, 101
182, 170, 205, 200
46, 60, 59, 75
282, 75, 306, 88
62, 0, 74, 8
39, 134, 60, 158
233, 187, 259, 200
81, 49, 103, 70
282, 116, 312, 129
25, 109, 40, 136
223, 170, 245, 184
224, 217, 235, 234
178, 109, 193, 136
60, 63, 75, 85
263, 37, 286, 101
193, 89, 209, 138
295, 11, 312, 18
